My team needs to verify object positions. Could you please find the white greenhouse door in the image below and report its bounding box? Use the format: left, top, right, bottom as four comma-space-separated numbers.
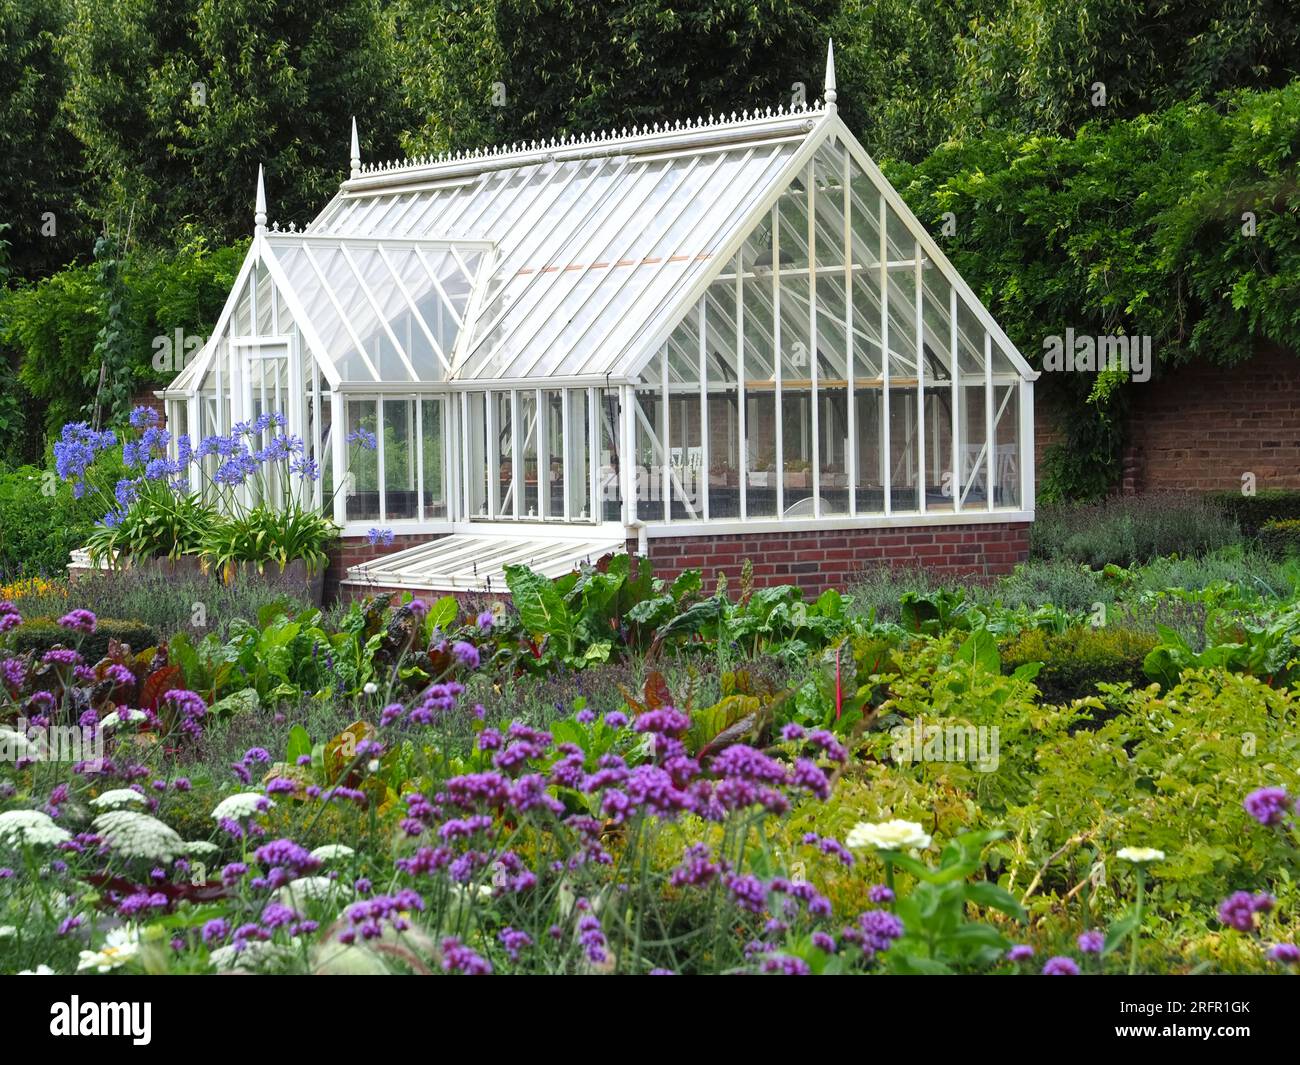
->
232, 336, 294, 508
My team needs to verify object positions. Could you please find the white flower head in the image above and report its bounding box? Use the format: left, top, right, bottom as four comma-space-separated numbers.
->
0, 925, 16, 939
0, 809, 71, 848
184, 840, 220, 858
19, 965, 56, 975
210, 937, 299, 973
845, 819, 932, 852
0, 725, 43, 762
310, 844, 355, 862
99, 709, 147, 731
77, 926, 140, 973
270, 876, 348, 913
92, 810, 185, 862
90, 789, 147, 810
211, 792, 275, 821
1117, 847, 1166, 865
362, 682, 378, 696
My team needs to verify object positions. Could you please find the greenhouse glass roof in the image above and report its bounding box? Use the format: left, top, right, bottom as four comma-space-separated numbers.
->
265, 235, 490, 383
309, 111, 827, 383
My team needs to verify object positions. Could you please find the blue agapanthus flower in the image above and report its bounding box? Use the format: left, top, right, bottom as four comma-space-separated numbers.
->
54, 422, 116, 483
129, 406, 160, 429
289, 455, 321, 482
144, 457, 173, 482
114, 478, 142, 508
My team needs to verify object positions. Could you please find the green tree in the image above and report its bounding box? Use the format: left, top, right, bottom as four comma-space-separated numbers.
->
829, 0, 989, 163
1, 232, 246, 435
947, 0, 1300, 141
887, 83, 1300, 499
399, 0, 837, 156
62, 0, 412, 247
0, 0, 91, 279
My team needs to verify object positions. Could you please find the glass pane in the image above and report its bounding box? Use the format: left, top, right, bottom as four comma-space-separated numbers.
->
958, 379, 988, 508
957, 300, 984, 376
668, 310, 703, 521
420, 398, 446, 518
777, 201, 813, 516
634, 379, 665, 521
993, 383, 1020, 508
597, 389, 621, 522
345, 398, 379, 521
568, 389, 593, 522
493, 391, 513, 518
256, 264, 274, 335
383, 398, 417, 520
520, 390, 539, 518
468, 392, 489, 518
234, 276, 253, 335
705, 279, 741, 519
855, 388, 883, 512
781, 389, 813, 513
817, 386, 849, 515
888, 389, 918, 512
540, 390, 564, 520
921, 271, 954, 511
813, 175, 849, 516
741, 223, 778, 518
319, 392, 335, 511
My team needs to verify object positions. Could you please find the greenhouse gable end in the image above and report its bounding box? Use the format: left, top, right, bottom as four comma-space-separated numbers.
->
162, 45, 1036, 596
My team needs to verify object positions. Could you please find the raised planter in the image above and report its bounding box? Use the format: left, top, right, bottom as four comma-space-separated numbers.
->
68, 550, 325, 605
214, 559, 326, 606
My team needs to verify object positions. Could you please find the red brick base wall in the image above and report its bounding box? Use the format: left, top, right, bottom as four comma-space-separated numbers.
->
325, 523, 1031, 603
628, 521, 1032, 597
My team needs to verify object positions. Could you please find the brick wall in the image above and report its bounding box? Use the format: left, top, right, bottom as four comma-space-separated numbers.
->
627, 521, 1032, 596
132, 389, 167, 425
326, 523, 1030, 603
1033, 343, 1300, 495
1033, 394, 1065, 478
1125, 343, 1300, 493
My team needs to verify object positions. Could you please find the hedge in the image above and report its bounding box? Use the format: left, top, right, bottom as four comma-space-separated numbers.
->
1258, 519, 1300, 559
6, 618, 160, 663
1001, 624, 1158, 705
1205, 489, 1300, 536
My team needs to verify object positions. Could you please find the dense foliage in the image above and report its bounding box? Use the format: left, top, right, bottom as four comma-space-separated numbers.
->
0, 233, 244, 447
2, 1, 1298, 490
885, 83, 1300, 498
3, 546, 1299, 975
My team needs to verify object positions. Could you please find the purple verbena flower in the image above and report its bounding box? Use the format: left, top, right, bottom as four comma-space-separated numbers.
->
1243, 786, 1291, 827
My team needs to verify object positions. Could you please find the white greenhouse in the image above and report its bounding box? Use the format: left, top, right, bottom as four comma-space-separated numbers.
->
162, 44, 1036, 594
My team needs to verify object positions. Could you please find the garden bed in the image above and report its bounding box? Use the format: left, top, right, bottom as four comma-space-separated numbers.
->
3, 544, 1299, 976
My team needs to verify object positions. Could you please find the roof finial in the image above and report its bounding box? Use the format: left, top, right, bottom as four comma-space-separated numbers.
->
824, 39, 837, 112
350, 117, 361, 179
254, 164, 267, 235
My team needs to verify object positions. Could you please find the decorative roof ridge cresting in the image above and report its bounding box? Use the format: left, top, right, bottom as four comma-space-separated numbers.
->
342, 102, 827, 192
